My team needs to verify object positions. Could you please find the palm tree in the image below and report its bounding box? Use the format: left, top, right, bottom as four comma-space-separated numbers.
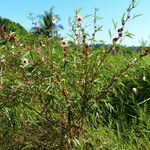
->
32, 7, 63, 37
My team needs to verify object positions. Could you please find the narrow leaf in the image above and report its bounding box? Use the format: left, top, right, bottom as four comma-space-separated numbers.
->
108, 29, 112, 38
132, 14, 142, 19
112, 19, 118, 30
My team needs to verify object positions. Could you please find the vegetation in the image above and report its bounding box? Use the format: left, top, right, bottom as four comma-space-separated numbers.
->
0, 0, 150, 149
0, 16, 27, 35
30, 7, 63, 37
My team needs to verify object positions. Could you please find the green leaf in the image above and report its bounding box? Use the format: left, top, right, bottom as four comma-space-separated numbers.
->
124, 31, 135, 38
121, 13, 126, 22
98, 25, 103, 30
108, 29, 112, 38
84, 14, 92, 19
75, 8, 82, 14
132, 14, 142, 19
112, 18, 118, 30
139, 38, 148, 46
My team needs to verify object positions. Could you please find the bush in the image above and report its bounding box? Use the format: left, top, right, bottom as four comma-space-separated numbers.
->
0, 0, 150, 149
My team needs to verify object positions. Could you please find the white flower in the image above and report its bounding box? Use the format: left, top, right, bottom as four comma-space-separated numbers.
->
1, 55, 5, 59
0, 55, 5, 63
142, 76, 146, 81
42, 57, 45, 61
130, 58, 137, 65
124, 75, 128, 78
61, 39, 68, 47
77, 15, 83, 22
40, 41, 45, 47
20, 43, 24, 47
11, 45, 15, 49
1, 59, 5, 63
21, 58, 30, 66
132, 87, 137, 94
52, 16, 58, 24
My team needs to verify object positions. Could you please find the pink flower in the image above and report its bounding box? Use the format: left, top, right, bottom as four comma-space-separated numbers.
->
0, 28, 5, 34
61, 39, 68, 47
3, 34, 9, 40
10, 35, 17, 42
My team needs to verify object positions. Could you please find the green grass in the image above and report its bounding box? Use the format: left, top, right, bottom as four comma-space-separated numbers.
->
0, 35, 150, 149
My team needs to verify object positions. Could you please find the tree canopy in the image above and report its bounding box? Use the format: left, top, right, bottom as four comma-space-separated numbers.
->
31, 7, 63, 37
0, 16, 27, 35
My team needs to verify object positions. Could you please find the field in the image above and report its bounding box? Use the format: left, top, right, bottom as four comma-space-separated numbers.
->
0, 34, 150, 149
0, 1, 150, 149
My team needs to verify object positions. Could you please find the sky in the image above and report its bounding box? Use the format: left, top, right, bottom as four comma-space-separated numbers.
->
0, 0, 149, 46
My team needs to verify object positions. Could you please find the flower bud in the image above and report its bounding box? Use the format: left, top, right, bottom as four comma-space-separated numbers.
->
113, 37, 118, 42
119, 33, 123, 37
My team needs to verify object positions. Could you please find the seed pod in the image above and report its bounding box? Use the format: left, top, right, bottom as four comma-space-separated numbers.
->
113, 37, 118, 42
119, 33, 123, 37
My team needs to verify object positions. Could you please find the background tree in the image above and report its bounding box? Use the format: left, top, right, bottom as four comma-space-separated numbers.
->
31, 7, 63, 37
0, 16, 27, 35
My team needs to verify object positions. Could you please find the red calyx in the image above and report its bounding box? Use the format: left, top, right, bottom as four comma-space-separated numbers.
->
113, 38, 118, 42
118, 28, 123, 33
119, 33, 123, 37
85, 44, 90, 49
10, 35, 17, 41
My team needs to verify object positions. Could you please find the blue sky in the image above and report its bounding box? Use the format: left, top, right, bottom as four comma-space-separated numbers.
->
0, 0, 149, 46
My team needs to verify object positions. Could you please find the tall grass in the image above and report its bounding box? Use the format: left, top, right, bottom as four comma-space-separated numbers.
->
0, 0, 150, 149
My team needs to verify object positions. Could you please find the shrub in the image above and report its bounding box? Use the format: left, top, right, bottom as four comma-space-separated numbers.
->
0, 0, 150, 149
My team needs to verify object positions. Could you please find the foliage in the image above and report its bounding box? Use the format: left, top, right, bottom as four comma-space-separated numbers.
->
0, 0, 150, 149
30, 7, 63, 37
0, 16, 27, 35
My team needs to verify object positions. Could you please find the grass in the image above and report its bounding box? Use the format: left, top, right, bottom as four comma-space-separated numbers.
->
0, 36, 150, 149
0, 0, 150, 149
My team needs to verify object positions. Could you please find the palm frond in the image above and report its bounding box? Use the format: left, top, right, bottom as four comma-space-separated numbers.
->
33, 7, 63, 37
